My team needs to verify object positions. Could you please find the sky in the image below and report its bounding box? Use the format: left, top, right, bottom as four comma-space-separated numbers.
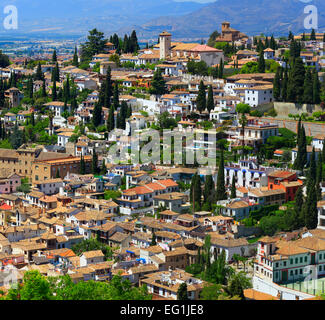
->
174, 0, 215, 3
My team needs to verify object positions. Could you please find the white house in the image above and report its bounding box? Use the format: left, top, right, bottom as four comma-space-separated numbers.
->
245, 85, 274, 107
263, 48, 275, 60
312, 134, 325, 151
80, 250, 105, 267
44, 101, 71, 117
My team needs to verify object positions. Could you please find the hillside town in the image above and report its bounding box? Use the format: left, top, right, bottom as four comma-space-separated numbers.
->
0, 23, 325, 301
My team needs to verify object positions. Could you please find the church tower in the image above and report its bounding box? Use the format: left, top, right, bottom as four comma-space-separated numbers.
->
159, 31, 172, 60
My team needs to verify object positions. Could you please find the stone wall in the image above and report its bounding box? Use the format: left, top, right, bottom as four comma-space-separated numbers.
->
274, 102, 324, 119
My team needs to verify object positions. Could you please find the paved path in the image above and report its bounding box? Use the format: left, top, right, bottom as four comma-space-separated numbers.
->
260, 117, 325, 137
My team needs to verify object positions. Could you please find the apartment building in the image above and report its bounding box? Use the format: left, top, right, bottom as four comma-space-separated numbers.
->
254, 235, 325, 285
32, 155, 92, 183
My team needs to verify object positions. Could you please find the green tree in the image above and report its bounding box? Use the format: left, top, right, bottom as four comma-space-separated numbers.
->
303, 68, 313, 104
93, 102, 102, 127
52, 50, 57, 63
72, 46, 79, 67
216, 149, 226, 201
80, 29, 107, 62
149, 68, 166, 96
107, 105, 115, 132
196, 80, 206, 113
257, 51, 265, 73
312, 69, 321, 104
190, 173, 202, 211
273, 67, 282, 101
92, 149, 99, 175
150, 232, 157, 246
177, 283, 189, 300
230, 175, 236, 199
206, 85, 214, 113
35, 62, 44, 81
203, 175, 215, 211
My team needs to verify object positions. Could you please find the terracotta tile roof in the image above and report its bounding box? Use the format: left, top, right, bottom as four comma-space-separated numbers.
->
82, 250, 104, 259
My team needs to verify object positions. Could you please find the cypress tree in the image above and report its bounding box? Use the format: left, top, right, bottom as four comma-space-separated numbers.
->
35, 62, 43, 81
316, 154, 323, 201
177, 283, 188, 300
206, 85, 214, 113
80, 155, 85, 175
92, 149, 99, 175
203, 175, 215, 209
312, 69, 321, 104
216, 149, 227, 201
130, 30, 139, 53
28, 77, 34, 99
293, 58, 306, 103
126, 105, 132, 119
218, 59, 224, 79
303, 181, 318, 229
42, 79, 47, 97
294, 187, 304, 228
73, 46, 79, 67
196, 80, 206, 113
257, 51, 265, 73
231, 175, 236, 199
322, 138, 325, 162
309, 147, 316, 181
150, 232, 157, 246
294, 123, 307, 171
93, 102, 103, 127
281, 68, 288, 102
52, 80, 57, 101
190, 173, 202, 211
104, 67, 113, 108
270, 35, 277, 50
113, 82, 119, 110
303, 68, 313, 104
107, 105, 115, 132
273, 67, 281, 101
0, 79, 4, 109
52, 50, 57, 63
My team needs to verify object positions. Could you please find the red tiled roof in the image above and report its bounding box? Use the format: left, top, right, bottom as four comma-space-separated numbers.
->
0, 204, 11, 210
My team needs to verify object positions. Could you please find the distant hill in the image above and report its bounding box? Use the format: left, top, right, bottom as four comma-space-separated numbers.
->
0, 0, 204, 37
2, 0, 325, 40
120, 0, 325, 40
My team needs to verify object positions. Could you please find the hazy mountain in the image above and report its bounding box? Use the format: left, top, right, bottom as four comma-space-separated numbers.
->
120, 0, 325, 40
2, 0, 325, 40
0, 0, 204, 37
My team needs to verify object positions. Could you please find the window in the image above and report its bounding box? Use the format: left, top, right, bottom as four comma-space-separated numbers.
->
290, 270, 293, 275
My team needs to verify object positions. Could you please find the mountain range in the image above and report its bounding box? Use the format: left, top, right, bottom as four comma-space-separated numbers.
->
1, 0, 325, 40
